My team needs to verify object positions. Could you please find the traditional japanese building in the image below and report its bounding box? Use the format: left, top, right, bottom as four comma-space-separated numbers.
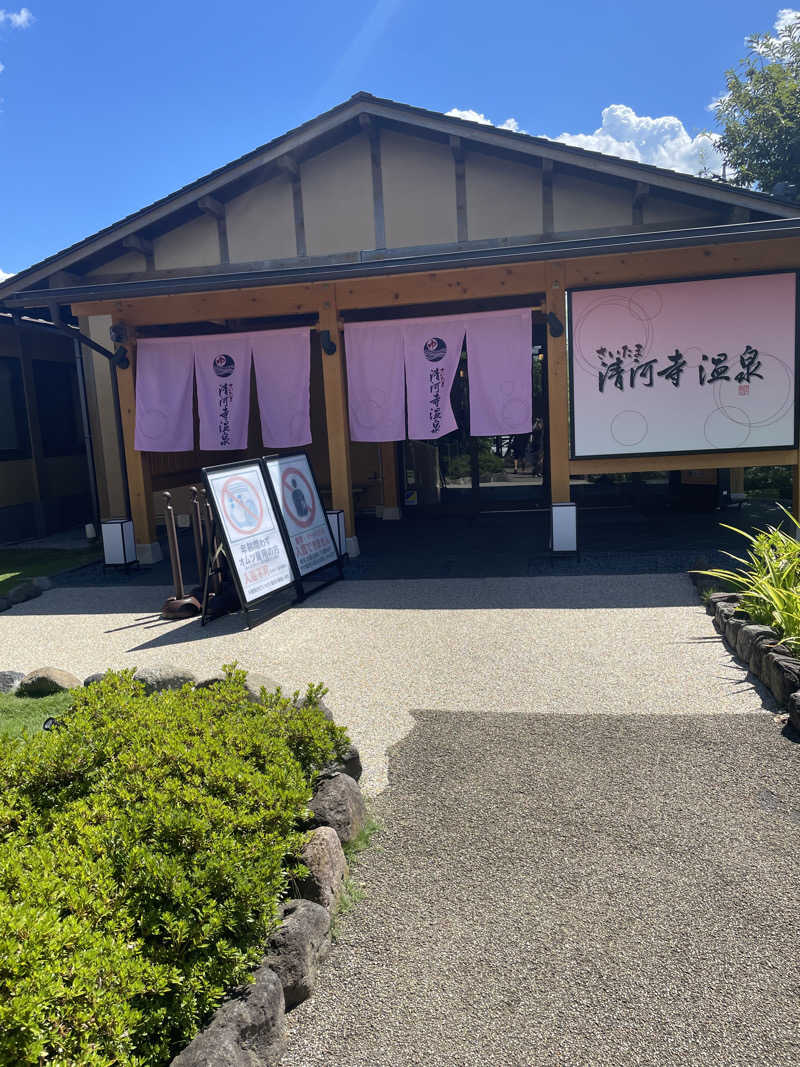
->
0, 92, 798, 560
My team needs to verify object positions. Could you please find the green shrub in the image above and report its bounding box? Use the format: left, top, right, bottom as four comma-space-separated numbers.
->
0, 665, 348, 1066
696, 505, 800, 645
744, 465, 792, 500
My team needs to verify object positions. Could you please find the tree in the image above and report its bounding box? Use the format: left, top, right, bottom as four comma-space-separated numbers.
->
712, 14, 800, 196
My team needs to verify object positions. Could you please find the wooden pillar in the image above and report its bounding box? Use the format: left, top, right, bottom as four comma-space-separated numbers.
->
112, 319, 159, 561
318, 287, 356, 542
14, 330, 47, 536
794, 459, 800, 522
545, 262, 571, 503
380, 441, 400, 518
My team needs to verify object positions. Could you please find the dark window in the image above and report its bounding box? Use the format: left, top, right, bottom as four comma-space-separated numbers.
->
0, 357, 31, 460
32, 360, 84, 458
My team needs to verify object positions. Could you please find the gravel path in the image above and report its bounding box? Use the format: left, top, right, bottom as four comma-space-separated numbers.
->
283, 710, 799, 1066
0, 573, 775, 796
1, 571, 796, 1063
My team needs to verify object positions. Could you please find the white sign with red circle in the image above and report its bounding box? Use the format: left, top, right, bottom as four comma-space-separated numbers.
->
205, 462, 293, 603
265, 454, 338, 576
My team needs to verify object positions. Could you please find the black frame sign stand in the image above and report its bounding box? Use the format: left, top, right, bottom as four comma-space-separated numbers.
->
263, 451, 344, 599
201, 459, 301, 629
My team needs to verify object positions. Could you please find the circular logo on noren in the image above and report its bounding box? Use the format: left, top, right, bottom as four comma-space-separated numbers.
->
213, 353, 235, 377
423, 337, 447, 362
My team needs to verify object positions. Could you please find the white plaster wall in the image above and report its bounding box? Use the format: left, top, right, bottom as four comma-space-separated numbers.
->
91, 251, 148, 276
381, 130, 457, 248
465, 153, 543, 239
301, 135, 375, 255
153, 215, 220, 270
643, 194, 723, 227
553, 172, 633, 232
226, 177, 297, 262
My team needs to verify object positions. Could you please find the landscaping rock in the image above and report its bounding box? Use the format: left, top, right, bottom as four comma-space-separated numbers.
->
0, 597, 10, 613
309, 772, 366, 844
787, 692, 800, 732
7, 581, 41, 606
736, 624, 777, 664
763, 651, 800, 707
714, 600, 739, 633
749, 637, 787, 681
195, 671, 227, 690
83, 672, 107, 687
0, 670, 24, 694
133, 664, 197, 694
325, 742, 363, 782
17, 667, 81, 697
706, 591, 740, 616
265, 899, 331, 1010
299, 826, 348, 911
171, 963, 286, 1067
295, 693, 334, 722
724, 613, 749, 650
243, 671, 281, 703
32, 576, 53, 591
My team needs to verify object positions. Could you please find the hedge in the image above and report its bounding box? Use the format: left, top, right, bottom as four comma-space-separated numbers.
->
0, 666, 348, 1066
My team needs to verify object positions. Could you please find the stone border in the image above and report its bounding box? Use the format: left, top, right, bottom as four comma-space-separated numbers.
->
696, 584, 800, 733
0, 660, 369, 1066
0, 575, 52, 614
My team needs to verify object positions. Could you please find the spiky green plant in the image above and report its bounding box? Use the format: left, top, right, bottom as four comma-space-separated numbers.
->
695, 504, 800, 646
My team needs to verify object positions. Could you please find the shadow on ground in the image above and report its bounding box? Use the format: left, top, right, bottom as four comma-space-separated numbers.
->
283, 709, 800, 1067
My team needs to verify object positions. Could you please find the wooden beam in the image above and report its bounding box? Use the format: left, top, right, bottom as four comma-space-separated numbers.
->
277, 154, 299, 177
111, 319, 158, 554
545, 261, 570, 503
450, 136, 468, 243
14, 331, 46, 536
317, 285, 355, 538
198, 196, 230, 265
633, 182, 649, 226
197, 195, 225, 219
361, 116, 386, 250
123, 235, 155, 271
571, 449, 797, 475
380, 441, 399, 514
542, 159, 554, 238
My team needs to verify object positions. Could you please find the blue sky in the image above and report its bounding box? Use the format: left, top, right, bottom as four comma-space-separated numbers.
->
0, 1, 795, 278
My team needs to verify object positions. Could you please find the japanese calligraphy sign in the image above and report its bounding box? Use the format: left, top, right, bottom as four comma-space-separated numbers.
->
569, 273, 797, 458
203, 460, 294, 605
194, 336, 253, 451
264, 453, 339, 577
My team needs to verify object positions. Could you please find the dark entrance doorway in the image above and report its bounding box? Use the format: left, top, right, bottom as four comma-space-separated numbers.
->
400, 316, 549, 517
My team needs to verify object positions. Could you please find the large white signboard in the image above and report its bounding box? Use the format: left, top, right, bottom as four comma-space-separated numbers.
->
204, 461, 294, 604
569, 273, 797, 458
264, 454, 339, 576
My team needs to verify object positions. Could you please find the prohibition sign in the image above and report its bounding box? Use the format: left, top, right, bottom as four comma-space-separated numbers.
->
281, 466, 316, 529
220, 474, 265, 535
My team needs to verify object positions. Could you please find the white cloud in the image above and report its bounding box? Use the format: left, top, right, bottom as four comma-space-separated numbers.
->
446, 107, 525, 133
548, 104, 723, 176
773, 8, 800, 34
0, 269, 14, 282
0, 8, 34, 28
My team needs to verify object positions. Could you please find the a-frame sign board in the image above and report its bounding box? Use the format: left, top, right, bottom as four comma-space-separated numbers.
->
201, 459, 301, 628
263, 451, 344, 597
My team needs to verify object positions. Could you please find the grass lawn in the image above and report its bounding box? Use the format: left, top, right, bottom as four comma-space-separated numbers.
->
0, 546, 101, 595
0, 689, 76, 737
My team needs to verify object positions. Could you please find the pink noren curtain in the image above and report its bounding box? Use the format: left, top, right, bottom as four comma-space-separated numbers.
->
251, 328, 311, 448
134, 337, 195, 452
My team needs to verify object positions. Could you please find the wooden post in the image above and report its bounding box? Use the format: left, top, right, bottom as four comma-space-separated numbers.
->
545, 262, 571, 504
112, 320, 160, 562
794, 460, 800, 523
318, 286, 356, 545
380, 442, 400, 519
